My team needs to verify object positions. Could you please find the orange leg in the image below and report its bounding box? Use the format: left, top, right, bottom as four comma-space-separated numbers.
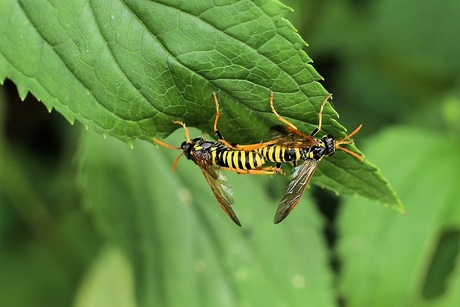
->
270, 92, 333, 138
213, 92, 278, 151
226, 140, 277, 151
172, 120, 192, 143
212, 92, 243, 149
220, 166, 285, 175
314, 93, 333, 136
269, 92, 299, 131
212, 92, 226, 141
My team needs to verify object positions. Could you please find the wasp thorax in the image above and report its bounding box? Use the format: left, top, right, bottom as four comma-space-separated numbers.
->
310, 146, 326, 160
322, 135, 335, 156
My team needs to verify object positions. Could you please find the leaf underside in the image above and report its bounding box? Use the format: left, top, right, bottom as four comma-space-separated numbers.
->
0, 0, 402, 209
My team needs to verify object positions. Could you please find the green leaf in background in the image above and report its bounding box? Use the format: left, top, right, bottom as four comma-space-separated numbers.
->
338, 126, 460, 307
314, 150, 403, 213
296, 0, 460, 131
0, 0, 402, 209
0, 87, 103, 306
4, 1, 460, 306
74, 245, 137, 307
77, 127, 336, 306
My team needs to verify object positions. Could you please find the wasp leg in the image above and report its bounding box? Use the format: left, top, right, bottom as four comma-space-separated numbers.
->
212, 92, 242, 150
270, 92, 333, 138
228, 141, 276, 151
220, 166, 285, 176
269, 92, 299, 131
212, 92, 273, 151
171, 120, 192, 143
309, 93, 332, 137
154, 119, 193, 149
212, 92, 227, 140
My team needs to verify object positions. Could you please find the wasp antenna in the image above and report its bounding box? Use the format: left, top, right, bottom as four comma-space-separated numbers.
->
347, 124, 363, 139
335, 124, 363, 147
154, 138, 180, 150
172, 120, 192, 143
338, 124, 363, 144
172, 152, 184, 172
334, 124, 363, 161
337, 146, 364, 162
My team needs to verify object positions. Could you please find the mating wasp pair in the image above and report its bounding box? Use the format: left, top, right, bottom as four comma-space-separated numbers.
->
154, 93, 363, 226
154, 119, 281, 226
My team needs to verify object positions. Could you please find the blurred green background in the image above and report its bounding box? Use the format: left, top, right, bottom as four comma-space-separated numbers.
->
1, 0, 460, 306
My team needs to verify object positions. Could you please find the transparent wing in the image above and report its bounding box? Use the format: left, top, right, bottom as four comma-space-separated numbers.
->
199, 165, 242, 227
274, 159, 319, 224
269, 125, 318, 148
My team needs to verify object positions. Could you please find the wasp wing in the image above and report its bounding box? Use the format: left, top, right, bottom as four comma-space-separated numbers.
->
274, 159, 319, 224
269, 125, 293, 140
269, 125, 318, 148
199, 165, 242, 227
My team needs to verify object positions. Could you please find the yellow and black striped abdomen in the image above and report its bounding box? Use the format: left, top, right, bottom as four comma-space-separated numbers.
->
212, 148, 265, 171
256, 145, 302, 164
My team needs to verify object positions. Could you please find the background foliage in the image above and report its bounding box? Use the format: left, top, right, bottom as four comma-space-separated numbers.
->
1, 0, 460, 306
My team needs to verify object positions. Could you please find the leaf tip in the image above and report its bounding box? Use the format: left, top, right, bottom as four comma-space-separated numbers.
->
127, 139, 135, 149
397, 204, 407, 216
17, 85, 29, 101
388, 198, 405, 215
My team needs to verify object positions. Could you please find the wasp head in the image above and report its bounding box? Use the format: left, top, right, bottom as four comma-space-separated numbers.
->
181, 137, 204, 159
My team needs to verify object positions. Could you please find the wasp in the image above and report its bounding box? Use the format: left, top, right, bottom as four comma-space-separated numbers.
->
154, 115, 282, 226
212, 92, 363, 223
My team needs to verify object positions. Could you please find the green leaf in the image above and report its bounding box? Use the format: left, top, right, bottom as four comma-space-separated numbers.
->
0, 0, 324, 142
338, 126, 460, 307
0, 0, 401, 211
74, 245, 137, 307
77, 128, 336, 306
313, 149, 404, 213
